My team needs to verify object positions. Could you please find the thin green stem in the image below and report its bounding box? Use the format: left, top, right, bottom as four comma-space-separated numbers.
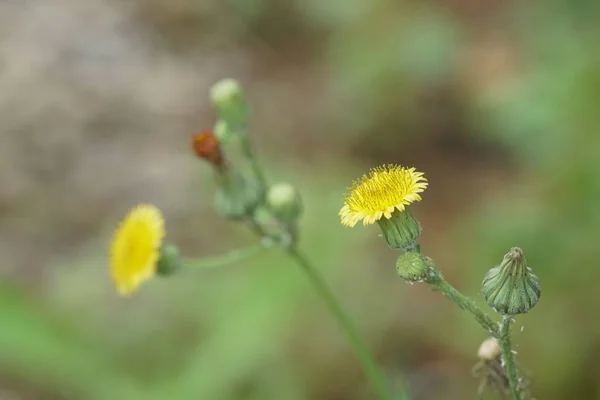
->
231, 124, 395, 398
286, 248, 397, 400
185, 242, 267, 269
427, 271, 499, 337
240, 132, 268, 188
500, 315, 521, 400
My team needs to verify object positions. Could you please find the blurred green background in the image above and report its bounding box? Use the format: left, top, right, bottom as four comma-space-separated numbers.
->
1, 0, 600, 399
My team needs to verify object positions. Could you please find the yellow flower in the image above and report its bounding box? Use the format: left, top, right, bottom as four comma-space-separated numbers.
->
110, 204, 165, 295
340, 164, 428, 227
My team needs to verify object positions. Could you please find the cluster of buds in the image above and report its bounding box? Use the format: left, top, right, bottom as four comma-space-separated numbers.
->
109, 79, 305, 296
193, 129, 262, 219
192, 79, 303, 241
387, 210, 433, 283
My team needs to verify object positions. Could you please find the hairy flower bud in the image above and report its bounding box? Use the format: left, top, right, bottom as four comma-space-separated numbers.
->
482, 247, 541, 315
266, 183, 303, 222
214, 120, 236, 144
210, 78, 249, 127
157, 243, 182, 277
396, 251, 430, 282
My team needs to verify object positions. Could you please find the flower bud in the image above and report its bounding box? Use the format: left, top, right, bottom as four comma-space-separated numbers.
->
266, 183, 303, 222
482, 247, 541, 315
213, 120, 236, 144
396, 251, 430, 282
376, 209, 422, 250
192, 130, 224, 167
210, 78, 249, 127
157, 243, 182, 276
215, 169, 264, 220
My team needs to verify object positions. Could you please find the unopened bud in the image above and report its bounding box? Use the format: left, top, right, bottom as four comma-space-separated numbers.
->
157, 243, 182, 276
214, 120, 236, 144
266, 183, 303, 222
210, 79, 249, 127
482, 247, 541, 315
396, 251, 430, 282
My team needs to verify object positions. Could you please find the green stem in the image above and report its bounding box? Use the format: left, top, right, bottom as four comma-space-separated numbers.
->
286, 248, 396, 400
185, 242, 267, 269
240, 132, 268, 188
231, 127, 395, 398
500, 315, 521, 400
427, 270, 499, 338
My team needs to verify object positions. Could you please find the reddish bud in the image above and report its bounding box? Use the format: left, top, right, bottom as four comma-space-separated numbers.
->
192, 130, 224, 167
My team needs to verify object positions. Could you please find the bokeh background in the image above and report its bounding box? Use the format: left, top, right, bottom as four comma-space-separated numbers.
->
1, 0, 600, 399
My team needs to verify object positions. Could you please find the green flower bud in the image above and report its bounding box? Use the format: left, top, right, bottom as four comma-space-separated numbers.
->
396, 251, 431, 282
482, 247, 541, 315
210, 79, 249, 127
157, 243, 182, 276
213, 120, 236, 144
215, 169, 264, 220
266, 183, 303, 222
376, 209, 422, 251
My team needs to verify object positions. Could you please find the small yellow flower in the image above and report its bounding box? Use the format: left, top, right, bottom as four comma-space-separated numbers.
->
340, 164, 428, 227
110, 204, 165, 296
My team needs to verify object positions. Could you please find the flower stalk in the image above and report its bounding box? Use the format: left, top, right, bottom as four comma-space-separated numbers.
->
500, 315, 521, 400
185, 242, 269, 269
426, 268, 500, 337
287, 248, 394, 400
239, 208, 397, 399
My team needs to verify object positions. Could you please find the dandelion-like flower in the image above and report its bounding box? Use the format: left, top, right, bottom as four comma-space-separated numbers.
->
340, 164, 428, 227
110, 204, 165, 296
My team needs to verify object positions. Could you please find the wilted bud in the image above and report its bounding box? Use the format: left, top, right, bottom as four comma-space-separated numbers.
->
396, 251, 430, 282
210, 78, 249, 127
266, 183, 303, 222
482, 247, 541, 315
157, 243, 182, 276
472, 337, 518, 398
192, 130, 224, 167
376, 209, 422, 251
215, 169, 264, 220
477, 338, 501, 361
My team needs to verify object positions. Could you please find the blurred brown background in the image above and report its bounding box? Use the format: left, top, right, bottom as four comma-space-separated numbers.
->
1, 0, 600, 399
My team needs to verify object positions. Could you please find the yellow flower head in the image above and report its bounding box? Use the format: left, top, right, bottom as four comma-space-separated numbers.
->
110, 204, 165, 296
340, 164, 428, 227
